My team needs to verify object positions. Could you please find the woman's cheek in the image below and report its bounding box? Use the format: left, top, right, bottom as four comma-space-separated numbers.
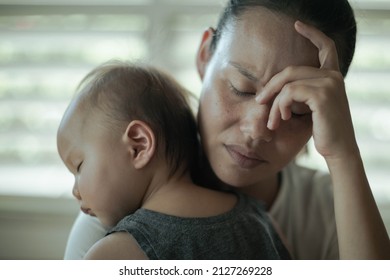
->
284, 116, 312, 135
277, 119, 312, 153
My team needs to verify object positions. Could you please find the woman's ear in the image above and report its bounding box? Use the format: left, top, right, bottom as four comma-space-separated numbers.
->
196, 28, 215, 80
122, 120, 156, 169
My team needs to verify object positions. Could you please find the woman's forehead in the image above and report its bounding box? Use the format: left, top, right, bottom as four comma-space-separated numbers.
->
216, 7, 319, 79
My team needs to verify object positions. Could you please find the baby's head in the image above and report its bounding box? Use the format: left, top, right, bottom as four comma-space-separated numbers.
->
57, 61, 199, 226
78, 61, 198, 175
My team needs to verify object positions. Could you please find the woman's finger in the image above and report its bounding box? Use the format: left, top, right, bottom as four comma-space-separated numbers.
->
294, 21, 340, 72
256, 65, 325, 104
266, 84, 308, 130
267, 93, 283, 130
266, 79, 327, 130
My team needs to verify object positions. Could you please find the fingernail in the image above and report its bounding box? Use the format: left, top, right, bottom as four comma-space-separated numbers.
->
256, 91, 265, 103
295, 21, 305, 31
267, 119, 273, 130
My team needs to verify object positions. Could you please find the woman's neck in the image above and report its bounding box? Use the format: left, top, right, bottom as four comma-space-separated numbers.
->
195, 154, 281, 210
237, 174, 280, 210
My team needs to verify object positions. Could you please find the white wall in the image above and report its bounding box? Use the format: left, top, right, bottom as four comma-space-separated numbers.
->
0, 196, 79, 259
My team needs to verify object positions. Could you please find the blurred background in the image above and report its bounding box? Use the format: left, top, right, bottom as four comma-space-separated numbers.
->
0, 0, 389, 259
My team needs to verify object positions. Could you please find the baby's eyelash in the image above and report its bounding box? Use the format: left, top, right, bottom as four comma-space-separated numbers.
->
77, 162, 83, 172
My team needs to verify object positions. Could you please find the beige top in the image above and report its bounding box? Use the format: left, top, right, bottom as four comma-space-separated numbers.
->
270, 162, 338, 259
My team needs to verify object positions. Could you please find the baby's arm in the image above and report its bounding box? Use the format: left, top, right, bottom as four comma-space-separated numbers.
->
258, 21, 390, 259
84, 232, 148, 260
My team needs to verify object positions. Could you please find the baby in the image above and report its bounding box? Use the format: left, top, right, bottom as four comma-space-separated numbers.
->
57, 60, 290, 259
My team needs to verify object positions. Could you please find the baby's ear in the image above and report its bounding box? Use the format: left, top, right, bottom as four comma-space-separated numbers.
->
122, 120, 156, 169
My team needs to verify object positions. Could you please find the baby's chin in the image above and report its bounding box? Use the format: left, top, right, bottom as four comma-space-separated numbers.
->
98, 215, 118, 229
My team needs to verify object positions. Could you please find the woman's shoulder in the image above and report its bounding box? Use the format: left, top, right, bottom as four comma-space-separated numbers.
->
64, 212, 108, 259
284, 161, 332, 192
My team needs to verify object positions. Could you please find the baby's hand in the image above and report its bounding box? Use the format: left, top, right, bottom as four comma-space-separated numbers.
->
256, 21, 359, 162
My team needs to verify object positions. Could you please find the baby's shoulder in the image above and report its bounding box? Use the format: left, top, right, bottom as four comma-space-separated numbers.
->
84, 232, 148, 260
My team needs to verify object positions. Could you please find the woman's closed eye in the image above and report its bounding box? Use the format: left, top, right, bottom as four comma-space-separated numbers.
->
228, 82, 256, 97
291, 103, 311, 118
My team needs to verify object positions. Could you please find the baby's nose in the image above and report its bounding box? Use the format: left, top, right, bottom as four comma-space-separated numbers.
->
72, 184, 82, 201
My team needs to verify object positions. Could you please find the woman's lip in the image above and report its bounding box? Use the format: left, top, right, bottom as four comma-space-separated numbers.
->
225, 144, 267, 169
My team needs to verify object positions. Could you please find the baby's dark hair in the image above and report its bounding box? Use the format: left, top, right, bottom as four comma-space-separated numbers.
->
210, 0, 356, 77
77, 60, 199, 177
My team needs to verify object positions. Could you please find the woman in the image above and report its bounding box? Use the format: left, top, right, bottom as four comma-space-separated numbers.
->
64, 0, 390, 259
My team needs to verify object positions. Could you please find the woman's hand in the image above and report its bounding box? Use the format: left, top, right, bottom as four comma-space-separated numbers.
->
257, 21, 390, 259
256, 21, 359, 162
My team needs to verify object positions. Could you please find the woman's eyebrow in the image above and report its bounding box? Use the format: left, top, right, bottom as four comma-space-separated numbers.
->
229, 61, 259, 82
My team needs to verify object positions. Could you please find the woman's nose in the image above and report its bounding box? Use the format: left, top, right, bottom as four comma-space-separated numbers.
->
72, 184, 82, 200
240, 104, 273, 142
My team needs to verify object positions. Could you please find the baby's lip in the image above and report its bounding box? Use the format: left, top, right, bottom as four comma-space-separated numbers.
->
81, 207, 95, 217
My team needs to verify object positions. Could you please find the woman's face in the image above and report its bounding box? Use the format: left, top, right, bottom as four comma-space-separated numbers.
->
197, 8, 318, 188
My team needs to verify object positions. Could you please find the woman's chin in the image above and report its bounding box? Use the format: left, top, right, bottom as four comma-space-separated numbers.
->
215, 168, 260, 189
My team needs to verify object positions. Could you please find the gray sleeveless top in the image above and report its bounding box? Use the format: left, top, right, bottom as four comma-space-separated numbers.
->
108, 192, 291, 259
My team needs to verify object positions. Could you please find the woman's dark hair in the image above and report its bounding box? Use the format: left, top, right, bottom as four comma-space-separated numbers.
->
210, 0, 357, 77
77, 61, 199, 178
